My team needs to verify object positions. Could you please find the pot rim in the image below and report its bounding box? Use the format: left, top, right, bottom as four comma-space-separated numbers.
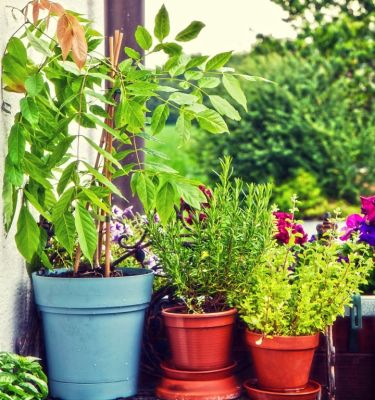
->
160, 361, 237, 376
246, 330, 320, 340
162, 305, 237, 318
32, 267, 153, 281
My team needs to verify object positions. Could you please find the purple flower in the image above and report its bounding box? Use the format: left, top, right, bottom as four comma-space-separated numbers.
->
112, 205, 123, 217
153, 213, 160, 223
359, 223, 375, 246
273, 212, 308, 245
123, 206, 134, 219
110, 221, 125, 241
340, 214, 364, 241
361, 196, 375, 224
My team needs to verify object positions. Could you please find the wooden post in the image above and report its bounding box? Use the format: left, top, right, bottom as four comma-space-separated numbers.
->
104, 0, 145, 213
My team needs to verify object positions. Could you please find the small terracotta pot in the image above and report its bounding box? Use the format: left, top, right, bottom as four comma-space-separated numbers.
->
245, 331, 319, 391
162, 306, 237, 371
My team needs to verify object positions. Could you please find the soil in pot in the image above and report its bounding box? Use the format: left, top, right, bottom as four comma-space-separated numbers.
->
245, 331, 319, 392
162, 306, 237, 371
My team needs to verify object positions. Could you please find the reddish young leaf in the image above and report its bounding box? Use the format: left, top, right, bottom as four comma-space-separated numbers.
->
50, 2, 65, 16
40, 0, 50, 9
69, 15, 87, 69
32, 1, 40, 25
57, 14, 73, 61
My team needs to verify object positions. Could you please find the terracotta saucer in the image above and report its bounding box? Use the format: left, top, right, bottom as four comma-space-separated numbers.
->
243, 380, 321, 400
161, 361, 237, 381
156, 362, 241, 400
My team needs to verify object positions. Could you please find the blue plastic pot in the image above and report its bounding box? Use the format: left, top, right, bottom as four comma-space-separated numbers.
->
32, 268, 153, 400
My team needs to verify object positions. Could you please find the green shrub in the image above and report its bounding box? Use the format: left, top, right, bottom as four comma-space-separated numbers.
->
195, 15, 374, 205
0, 352, 48, 399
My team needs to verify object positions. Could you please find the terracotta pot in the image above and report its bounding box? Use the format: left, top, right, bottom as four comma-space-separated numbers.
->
157, 362, 240, 400
245, 331, 319, 391
162, 306, 237, 371
243, 379, 321, 400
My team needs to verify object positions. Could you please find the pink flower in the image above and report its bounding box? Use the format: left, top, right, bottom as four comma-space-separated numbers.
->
340, 214, 364, 241
273, 212, 307, 245
360, 196, 375, 224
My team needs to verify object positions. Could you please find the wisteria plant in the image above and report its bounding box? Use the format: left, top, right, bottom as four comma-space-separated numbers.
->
236, 199, 373, 336
2, 1, 252, 277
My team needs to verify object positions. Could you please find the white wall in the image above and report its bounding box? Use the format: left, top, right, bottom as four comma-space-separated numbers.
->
0, 0, 104, 353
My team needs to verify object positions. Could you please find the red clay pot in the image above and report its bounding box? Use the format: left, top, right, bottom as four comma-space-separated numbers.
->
245, 331, 319, 392
162, 306, 237, 371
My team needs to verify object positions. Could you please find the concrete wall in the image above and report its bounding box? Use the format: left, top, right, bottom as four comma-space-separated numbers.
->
0, 0, 104, 352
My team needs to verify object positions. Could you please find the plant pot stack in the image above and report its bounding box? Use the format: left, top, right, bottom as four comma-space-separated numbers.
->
156, 307, 241, 400
243, 331, 322, 400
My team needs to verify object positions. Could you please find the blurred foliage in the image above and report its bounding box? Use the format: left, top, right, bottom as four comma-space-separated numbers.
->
194, 11, 374, 211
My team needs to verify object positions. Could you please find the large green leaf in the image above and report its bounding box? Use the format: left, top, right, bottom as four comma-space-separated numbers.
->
2, 179, 17, 233
169, 92, 198, 105
24, 190, 51, 220
175, 21, 205, 42
53, 187, 75, 219
176, 112, 192, 142
4, 157, 23, 186
57, 161, 78, 195
74, 202, 97, 264
205, 51, 233, 71
209, 95, 241, 121
135, 26, 152, 50
80, 188, 111, 213
82, 136, 122, 168
7, 123, 26, 165
156, 181, 176, 223
25, 74, 44, 97
53, 211, 76, 255
132, 173, 155, 211
26, 31, 53, 57
222, 74, 248, 111
119, 100, 145, 132
7, 37, 27, 66
175, 182, 206, 209
151, 104, 170, 135
47, 136, 75, 168
15, 206, 40, 262
198, 77, 220, 88
20, 97, 39, 126
197, 109, 228, 133
154, 5, 170, 42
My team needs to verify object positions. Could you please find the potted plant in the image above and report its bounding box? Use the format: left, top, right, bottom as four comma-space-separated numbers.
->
234, 198, 373, 396
0, 352, 48, 399
2, 2, 250, 399
148, 158, 274, 399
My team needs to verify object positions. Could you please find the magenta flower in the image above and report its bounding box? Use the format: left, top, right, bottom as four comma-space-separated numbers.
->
340, 214, 364, 241
273, 212, 307, 245
361, 196, 375, 224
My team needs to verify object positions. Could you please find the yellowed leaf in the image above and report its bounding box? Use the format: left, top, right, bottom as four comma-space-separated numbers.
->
56, 14, 73, 61
40, 0, 50, 9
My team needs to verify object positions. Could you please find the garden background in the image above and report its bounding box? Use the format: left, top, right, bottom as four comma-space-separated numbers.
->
0, 0, 374, 350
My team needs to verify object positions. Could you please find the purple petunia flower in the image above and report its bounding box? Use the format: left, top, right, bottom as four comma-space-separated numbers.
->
359, 223, 375, 246
340, 214, 364, 241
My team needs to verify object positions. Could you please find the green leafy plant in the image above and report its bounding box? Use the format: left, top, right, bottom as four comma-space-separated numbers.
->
2, 1, 250, 276
148, 157, 274, 313
0, 352, 48, 399
235, 204, 373, 336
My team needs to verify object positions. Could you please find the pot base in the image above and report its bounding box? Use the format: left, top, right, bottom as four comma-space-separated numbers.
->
156, 362, 241, 400
243, 380, 321, 400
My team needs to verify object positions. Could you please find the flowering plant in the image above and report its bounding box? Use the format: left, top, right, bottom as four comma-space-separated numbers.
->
148, 158, 274, 313
340, 195, 375, 293
235, 199, 373, 336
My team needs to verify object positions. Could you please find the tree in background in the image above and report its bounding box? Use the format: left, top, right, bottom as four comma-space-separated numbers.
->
192, 0, 374, 211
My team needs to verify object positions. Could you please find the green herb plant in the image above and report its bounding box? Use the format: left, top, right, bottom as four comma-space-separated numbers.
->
2, 1, 251, 276
236, 206, 373, 336
0, 352, 48, 400
148, 157, 274, 313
